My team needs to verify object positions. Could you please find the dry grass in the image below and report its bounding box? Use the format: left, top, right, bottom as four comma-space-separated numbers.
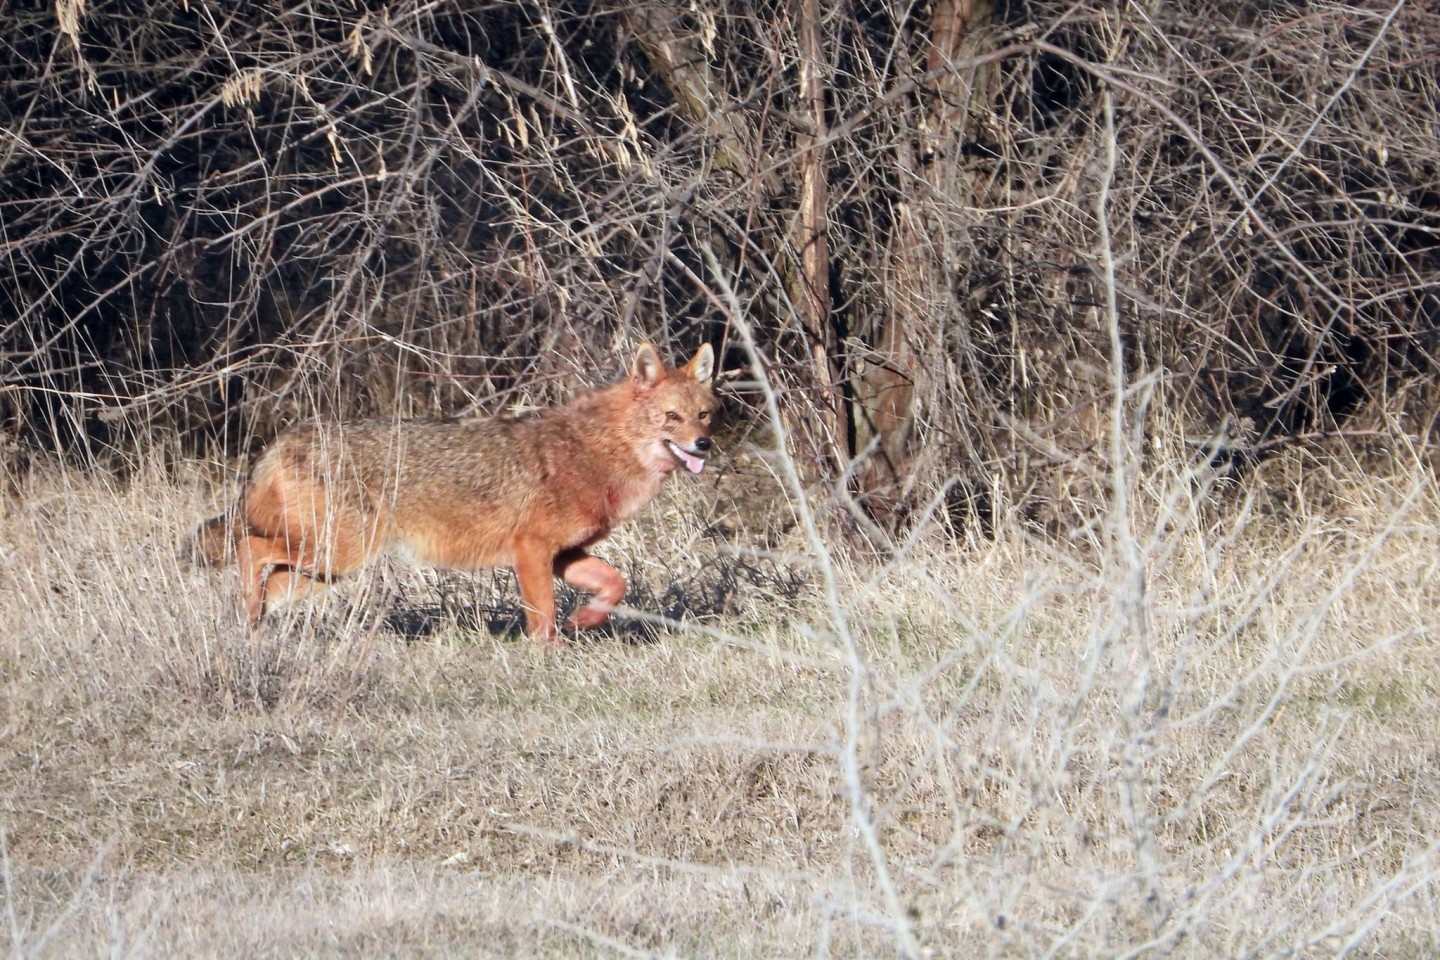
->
3, 438, 1440, 958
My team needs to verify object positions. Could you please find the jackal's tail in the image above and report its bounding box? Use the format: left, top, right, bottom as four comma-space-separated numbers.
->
189, 513, 240, 566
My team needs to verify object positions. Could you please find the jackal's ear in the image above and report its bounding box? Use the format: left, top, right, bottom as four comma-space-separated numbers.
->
631, 342, 665, 386
683, 343, 715, 384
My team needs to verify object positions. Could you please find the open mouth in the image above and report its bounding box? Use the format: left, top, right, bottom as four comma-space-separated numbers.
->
665, 440, 707, 475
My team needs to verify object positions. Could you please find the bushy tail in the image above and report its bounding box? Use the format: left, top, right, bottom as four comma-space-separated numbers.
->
190, 513, 239, 566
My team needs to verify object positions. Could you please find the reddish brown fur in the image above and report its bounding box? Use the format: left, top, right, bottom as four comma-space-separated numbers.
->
195, 344, 719, 643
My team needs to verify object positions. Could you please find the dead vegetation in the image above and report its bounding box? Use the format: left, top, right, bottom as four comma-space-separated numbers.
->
4, 424, 1440, 956
4, 0, 1440, 529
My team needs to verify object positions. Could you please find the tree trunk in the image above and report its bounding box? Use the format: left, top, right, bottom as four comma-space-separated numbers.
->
852, 0, 997, 529
622, 4, 760, 184
793, 0, 848, 477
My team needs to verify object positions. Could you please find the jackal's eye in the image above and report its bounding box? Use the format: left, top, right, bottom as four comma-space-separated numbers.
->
665, 410, 681, 423
698, 410, 712, 423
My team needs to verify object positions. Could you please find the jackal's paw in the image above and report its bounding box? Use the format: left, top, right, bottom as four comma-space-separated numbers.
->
568, 605, 612, 630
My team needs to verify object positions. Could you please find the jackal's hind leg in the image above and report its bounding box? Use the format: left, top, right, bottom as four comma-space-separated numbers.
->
260, 567, 332, 613
237, 533, 333, 624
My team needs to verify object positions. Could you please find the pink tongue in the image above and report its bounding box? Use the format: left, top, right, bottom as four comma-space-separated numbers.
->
676, 447, 705, 474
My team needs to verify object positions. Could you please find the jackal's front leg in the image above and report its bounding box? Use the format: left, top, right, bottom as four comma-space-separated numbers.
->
554, 549, 626, 631
513, 538, 560, 643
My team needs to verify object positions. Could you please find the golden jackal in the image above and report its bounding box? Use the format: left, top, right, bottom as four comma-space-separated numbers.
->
195, 343, 718, 643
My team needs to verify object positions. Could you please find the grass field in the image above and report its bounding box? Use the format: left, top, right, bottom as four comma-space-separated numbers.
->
3, 439, 1439, 957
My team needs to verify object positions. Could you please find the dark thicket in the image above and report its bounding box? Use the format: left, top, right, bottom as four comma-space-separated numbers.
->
3, 0, 1438, 533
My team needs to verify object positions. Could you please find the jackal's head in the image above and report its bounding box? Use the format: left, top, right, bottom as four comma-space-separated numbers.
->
629, 342, 719, 476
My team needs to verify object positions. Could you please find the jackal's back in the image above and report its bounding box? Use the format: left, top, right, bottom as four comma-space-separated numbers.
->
245, 414, 549, 570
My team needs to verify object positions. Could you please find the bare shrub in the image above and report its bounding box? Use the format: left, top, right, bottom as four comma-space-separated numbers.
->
3, 1, 1437, 527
